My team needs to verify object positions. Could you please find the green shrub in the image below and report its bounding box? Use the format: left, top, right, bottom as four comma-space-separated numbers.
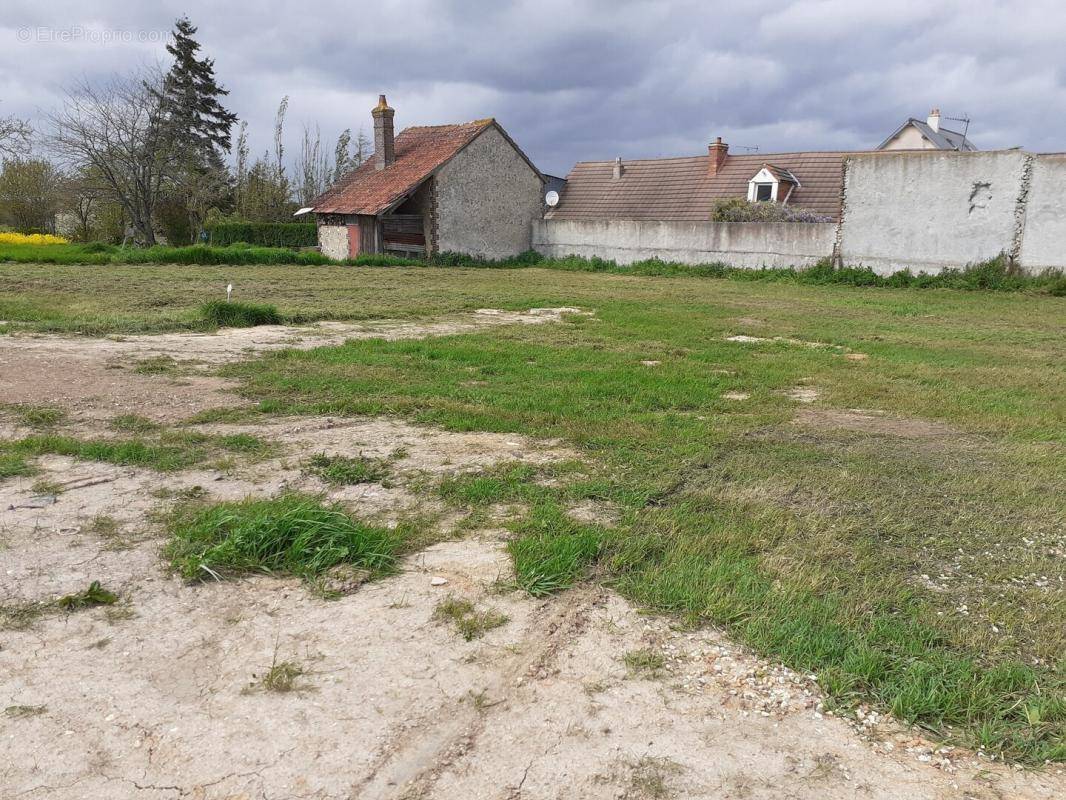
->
207, 222, 317, 249
200, 300, 281, 327
1045, 276, 1066, 297
164, 494, 402, 581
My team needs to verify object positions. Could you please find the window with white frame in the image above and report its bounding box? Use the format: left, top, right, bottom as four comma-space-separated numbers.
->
746, 166, 799, 204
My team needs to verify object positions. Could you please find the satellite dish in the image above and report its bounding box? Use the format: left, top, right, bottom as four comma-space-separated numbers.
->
545, 190, 560, 207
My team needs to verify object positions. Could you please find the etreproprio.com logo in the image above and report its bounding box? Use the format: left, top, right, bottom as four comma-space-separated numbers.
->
16, 27, 169, 45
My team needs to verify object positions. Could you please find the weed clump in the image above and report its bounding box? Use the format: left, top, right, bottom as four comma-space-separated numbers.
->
0, 452, 33, 479
57, 581, 118, 611
256, 659, 305, 693
5, 405, 65, 429
623, 647, 666, 678
433, 596, 509, 641
200, 300, 281, 328
132, 355, 180, 375
164, 494, 401, 582
306, 453, 391, 486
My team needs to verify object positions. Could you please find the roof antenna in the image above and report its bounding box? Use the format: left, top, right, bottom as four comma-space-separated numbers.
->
733, 144, 760, 153
942, 112, 972, 149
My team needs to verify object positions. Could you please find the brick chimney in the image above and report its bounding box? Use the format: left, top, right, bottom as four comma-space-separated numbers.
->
612, 157, 623, 180
708, 137, 728, 176
372, 94, 395, 170
927, 108, 941, 133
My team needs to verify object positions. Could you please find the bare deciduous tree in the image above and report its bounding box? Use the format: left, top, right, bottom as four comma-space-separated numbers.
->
232, 97, 294, 221
46, 70, 182, 245
0, 112, 31, 159
296, 123, 331, 206
60, 166, 107, 241
233, 120, 249, 213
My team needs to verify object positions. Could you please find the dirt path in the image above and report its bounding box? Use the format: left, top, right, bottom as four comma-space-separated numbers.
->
2, 316, 1064, 799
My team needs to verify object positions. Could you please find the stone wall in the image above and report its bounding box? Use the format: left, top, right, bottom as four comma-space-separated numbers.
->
318, 223, 348, 261
435, 126, 544, 258
532, 219, 836, 268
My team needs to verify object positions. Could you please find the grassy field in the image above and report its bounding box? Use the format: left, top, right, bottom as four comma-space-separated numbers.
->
2, 261, 1063, 762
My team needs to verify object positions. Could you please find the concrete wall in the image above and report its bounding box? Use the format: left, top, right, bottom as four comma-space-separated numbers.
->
532, 219, 836, 268
436, 125, 543, 258
1018, 154, 1066, 272
838, 150, 1029, 275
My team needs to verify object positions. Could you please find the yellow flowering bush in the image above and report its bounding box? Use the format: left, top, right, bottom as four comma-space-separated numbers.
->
0, 232, 70, 246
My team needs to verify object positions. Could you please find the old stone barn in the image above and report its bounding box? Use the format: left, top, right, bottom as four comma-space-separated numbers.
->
309, 96, 545, 260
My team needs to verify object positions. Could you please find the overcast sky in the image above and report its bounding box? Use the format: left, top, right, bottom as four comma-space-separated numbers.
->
2, 1, 1064, 175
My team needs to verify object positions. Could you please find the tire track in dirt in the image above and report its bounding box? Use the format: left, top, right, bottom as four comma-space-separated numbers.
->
354, 587, 602, 799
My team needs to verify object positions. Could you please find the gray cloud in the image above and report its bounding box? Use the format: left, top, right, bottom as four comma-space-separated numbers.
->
2, 0, 1064, 176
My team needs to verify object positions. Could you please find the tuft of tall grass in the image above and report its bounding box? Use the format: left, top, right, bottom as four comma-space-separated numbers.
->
306, 453, 391, 485
0, 452, 33, 479
164, 494, 402, 582
507, 502, 604, 596
6, 434, 205, 471
200, 300, 281, 328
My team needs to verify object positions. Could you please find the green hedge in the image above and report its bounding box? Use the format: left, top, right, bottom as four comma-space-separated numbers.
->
206, 222, 317, 249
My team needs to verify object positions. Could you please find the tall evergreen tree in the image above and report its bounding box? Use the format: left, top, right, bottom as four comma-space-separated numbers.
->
157, 16, 237, 164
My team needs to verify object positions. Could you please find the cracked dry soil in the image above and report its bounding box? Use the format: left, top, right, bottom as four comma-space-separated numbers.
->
2, 311, 1064, 799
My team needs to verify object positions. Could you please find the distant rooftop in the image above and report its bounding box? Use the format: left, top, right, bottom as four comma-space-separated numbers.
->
546, 149, 854, 222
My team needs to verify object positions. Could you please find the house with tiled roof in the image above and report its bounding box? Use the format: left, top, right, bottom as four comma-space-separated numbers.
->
545, 137, 851, 223
309, 95, 544, 260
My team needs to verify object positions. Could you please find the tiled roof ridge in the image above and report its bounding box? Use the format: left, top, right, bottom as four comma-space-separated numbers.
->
401, 118, 495, 133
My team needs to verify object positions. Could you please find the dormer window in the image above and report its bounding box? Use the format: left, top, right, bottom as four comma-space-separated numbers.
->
747, 164, 800, 204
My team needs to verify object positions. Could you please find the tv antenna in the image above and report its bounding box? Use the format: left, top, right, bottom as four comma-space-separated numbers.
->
942, 112, 972, 148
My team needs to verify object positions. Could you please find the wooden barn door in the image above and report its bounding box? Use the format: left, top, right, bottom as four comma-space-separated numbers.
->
346, 224, 361, 258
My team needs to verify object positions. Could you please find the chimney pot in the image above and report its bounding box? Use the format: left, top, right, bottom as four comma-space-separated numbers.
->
612, 157, 623, 180
708, 137, 729, 176
927, 107, 941, 133
372, 94, 396, 170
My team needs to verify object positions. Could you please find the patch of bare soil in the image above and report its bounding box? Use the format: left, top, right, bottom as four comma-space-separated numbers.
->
786, 387, 820, 404
2, 317, 1062, 798
794, 407, 959, 440
3, 525, 1062, 797
725, 334, 867, 360
0, 307, 585, 423
2, 424, 1061, 798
